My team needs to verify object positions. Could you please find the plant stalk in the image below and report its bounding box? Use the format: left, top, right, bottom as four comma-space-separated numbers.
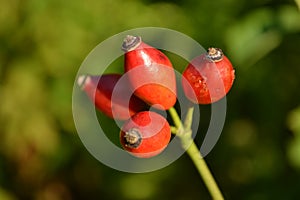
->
168, 107, 224, 200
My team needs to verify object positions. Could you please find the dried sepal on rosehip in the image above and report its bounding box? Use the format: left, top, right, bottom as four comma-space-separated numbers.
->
120, 111, 171, 158
78, 74, 146, 120
182, 47, 235, 104
122, 35, 177, 110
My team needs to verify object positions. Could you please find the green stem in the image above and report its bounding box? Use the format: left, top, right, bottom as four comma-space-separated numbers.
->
186, 141, 224, 200
184, 106, 194, 130
168, 107, 224, 200
170, 126, 177, 134
168, 107, 183, 129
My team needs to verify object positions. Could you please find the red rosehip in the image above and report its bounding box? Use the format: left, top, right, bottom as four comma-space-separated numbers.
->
78, 74, 146, 120
182, 47, 235, 104
120, 111, 171, 158
122, 35, 177, 110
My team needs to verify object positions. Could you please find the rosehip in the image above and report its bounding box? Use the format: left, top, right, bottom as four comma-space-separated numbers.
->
78, 74, 146, 120
182, 47, 235, 104
122, 35, 177, 110
120, 111, 171, 158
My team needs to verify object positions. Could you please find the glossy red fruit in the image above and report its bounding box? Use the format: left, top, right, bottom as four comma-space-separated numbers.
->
120, 111, 171, 158
78, 74, 146, 120
182, 47, 235, 104
122, 35, 177, 110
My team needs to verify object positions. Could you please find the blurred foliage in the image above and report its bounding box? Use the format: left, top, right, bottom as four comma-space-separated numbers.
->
0, 0, 300, 199
287, 106, 300, 169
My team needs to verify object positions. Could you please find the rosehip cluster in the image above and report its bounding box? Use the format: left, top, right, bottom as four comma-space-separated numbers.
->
78, 35, 235, 158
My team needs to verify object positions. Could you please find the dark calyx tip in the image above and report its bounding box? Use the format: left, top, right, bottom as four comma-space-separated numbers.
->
206, 47, 223, 62
124, 128, 142, 148
122, 35, 142, 52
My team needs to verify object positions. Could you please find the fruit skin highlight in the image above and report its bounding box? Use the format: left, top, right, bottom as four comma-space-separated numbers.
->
120, 111, 171, 158
78, 74, 146, 120
122, 35, 177, 110
182, 47, 235, 104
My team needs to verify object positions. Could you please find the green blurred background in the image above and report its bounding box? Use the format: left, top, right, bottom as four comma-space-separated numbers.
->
1, 0, 300, 199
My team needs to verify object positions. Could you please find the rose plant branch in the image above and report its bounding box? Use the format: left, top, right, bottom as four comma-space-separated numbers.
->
184, 106, 194, 130
169, 106, 224, 200
78, 34, 235, 199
